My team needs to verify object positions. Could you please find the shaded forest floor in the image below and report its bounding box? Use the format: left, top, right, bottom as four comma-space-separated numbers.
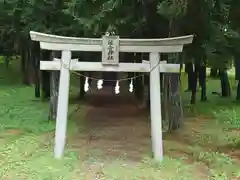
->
0, 59, 240, 179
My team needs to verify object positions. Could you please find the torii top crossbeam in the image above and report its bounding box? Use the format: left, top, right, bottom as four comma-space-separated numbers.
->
30, 31, 193, 53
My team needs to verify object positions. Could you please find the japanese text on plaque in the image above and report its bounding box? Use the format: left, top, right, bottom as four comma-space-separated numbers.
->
107, 40, 114, 60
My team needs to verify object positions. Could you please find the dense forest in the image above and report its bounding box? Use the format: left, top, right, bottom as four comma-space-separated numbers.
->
0, 0, 240, 131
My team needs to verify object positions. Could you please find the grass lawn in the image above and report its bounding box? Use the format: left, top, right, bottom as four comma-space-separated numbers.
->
0, 58, 239, 179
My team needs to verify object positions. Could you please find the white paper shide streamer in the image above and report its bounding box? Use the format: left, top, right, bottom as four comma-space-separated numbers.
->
97, 79, 103, 90
129, 78, 133, 92
83, 75, 136, 94
84, 77, 89, 92
115, 80, 120, 94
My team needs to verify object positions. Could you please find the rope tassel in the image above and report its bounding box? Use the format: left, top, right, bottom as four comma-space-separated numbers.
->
115, 80, 120, 94
97, 79, 103, 90
84, 77, 89, 92
129, 78, 133, 92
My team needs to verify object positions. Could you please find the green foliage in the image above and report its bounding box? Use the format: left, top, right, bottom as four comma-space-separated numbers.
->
0, 86, 55, 133
158, 0, 188, 20
213, 108, 240, 129
0, 0, 240, 67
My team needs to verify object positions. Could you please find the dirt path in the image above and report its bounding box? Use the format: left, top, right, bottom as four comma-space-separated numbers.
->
70, 86, 152, 160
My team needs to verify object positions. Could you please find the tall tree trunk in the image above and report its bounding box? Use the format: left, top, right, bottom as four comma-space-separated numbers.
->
134, 53, 144, 101
234, 53, 240, 101
21, 42, 31, 85
79, 75, 85, 99
162, 53, 168, 126
27, 42, 33, 84
32, 42, 41, 98
163, 72, 168, 128
220, 69, 231, 97
126, 53, 135, 90
185, 62, 194, 91
40, 50, 51, 99
48, 51, 60, 120
166, 19, 183, 131
141, 53, 150, 109
166, 53, 183, 131
199, 64, 207, 101
190, 64, 198, 104
236, 81, 240, 101
210, 68, 219, 78
199, 53, 207, 101
78, 53, 87, 99
167, 72, 183, 131
4, 56, 10, 69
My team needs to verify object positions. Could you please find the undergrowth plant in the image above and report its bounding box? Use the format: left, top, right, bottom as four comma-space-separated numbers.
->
213, 108, 240, 129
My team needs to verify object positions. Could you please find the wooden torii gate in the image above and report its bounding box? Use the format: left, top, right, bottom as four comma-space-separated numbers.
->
30, 31, 193, 161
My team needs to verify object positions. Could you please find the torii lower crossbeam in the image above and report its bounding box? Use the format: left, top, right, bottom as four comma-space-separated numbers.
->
40, 60, 180, 73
